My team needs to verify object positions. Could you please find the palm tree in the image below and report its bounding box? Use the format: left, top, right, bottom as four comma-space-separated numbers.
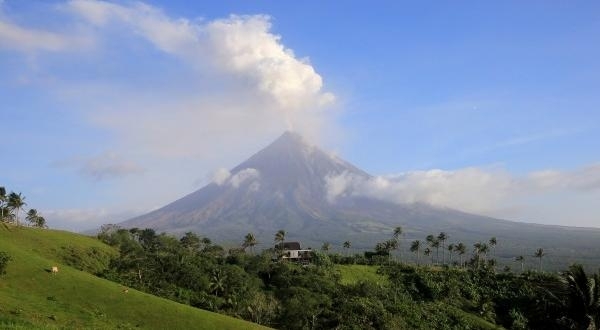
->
410, 240, 421, 265
561, 264, 600, 329
447, 243, 455, 265
424, 248, 432, 265
274, 230, 286, 254
343, 241, 351, 256
393, 226, 403, 261
7, 192, 26, 226
35, 216, 46, 228
243, 232, 257, 254
0, 187, 6, 221
455, 243, 466, 268
534, 248, 545, 272
431, 239, 441, 264
515, 255, 525, 272
386, 239, 398, 263
26, 209, 39, 227
489, 237, 497, 257
426, 234, 440, 264
437, 232, 448, 264
473, 242, 484, 268
321, 242, 331, 252
480, 243, 489, 262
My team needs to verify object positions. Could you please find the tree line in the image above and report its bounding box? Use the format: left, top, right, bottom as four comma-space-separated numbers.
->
0, 186, 47, 228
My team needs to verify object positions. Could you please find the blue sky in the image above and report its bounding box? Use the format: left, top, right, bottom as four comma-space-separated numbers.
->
1, 0, 599, 229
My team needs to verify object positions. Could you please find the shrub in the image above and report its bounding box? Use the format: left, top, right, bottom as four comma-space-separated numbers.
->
0, 251, 11, 275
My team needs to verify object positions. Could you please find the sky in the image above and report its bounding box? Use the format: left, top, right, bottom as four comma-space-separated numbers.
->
1, 0, 599, 230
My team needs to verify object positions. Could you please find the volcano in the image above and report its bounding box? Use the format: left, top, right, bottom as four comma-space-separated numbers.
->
120, 131, 600, 269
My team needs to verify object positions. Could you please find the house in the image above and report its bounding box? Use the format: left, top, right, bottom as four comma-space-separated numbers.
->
275, 241, 313, 263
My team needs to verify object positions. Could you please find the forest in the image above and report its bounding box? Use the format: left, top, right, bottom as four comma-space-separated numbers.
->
94, 225, 599, 330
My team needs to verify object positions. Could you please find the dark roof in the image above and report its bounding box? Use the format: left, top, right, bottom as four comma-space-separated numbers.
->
277, 241, 301, 250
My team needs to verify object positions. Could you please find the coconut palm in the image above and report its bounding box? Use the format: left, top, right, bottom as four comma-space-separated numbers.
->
561, 264, 600, 329
447, 243, 455, 265
243, 232, 257, 254
26, 209, 39, 227
455, 243, 466, 268
473, 242, 484, 268
515, 255, 525, 272
426, 234, 440, 264
343, 241, 351, 256
410, 240, 421, 265
424, 247, 433, 265
534, 248, 545, 272
437, 232, 448, 264
489, 237, 497, 257
35, 216, 46, 228
7, 192, 26, 226
393, 226, 403, 261
275, 229, 285, 253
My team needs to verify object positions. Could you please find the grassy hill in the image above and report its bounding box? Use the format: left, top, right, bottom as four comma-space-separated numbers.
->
0, 225, 268, 329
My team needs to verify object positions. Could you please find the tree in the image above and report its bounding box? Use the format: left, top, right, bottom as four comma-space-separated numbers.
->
454, 243, 466, 268
385, 239, 398, 264
243, 233, 258, 255
393, 226, 403, 261
35, 216, 46, 228
515, 255, 525, 272
437, 232, 448, 264
274, 230, 286, 255
410, 240, 421, 265
561, 264, 600, 330
489, 237, 497, 257
0, 187, 6, 221
0, 251, 10, 275
426, 235, 440, 264
447, 243, 455, 265
321, 242, 331, 253
424, 248, 432, 265
343, 241, 351, 256
26, 209, 39, 227
7, 192, 26, 226
180, 232, 201, 251
534, 248, 545, 272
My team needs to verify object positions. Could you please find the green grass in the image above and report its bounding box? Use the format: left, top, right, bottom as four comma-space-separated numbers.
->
0, 225, 268, 329
335, 264, 388, 285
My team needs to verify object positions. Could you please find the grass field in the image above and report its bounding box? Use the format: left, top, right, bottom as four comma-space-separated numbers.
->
0, 225, 268, 329
335, 264, 388, 285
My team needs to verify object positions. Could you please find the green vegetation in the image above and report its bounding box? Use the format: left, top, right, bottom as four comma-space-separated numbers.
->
2, 186, 599, 329
0, 225, 268, 329
336, 265, 387, 285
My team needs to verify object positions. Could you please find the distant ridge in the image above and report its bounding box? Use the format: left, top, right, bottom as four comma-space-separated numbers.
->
120, 131, 600, 270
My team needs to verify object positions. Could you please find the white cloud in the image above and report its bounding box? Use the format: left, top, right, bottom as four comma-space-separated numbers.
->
56, 152, 144, 180
210, 167, 260, 188
0, 19, 91, 52
66, 0, 334, 111
325, 164, 600, 225
228, 168, 260, 188
211, 168, 231, 185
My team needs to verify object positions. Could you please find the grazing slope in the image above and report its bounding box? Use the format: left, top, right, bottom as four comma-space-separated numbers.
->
0, 225, 268, 329
121, 131, 600, 270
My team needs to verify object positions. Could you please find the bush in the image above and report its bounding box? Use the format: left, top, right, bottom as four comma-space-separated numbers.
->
0, 251, 11, 275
